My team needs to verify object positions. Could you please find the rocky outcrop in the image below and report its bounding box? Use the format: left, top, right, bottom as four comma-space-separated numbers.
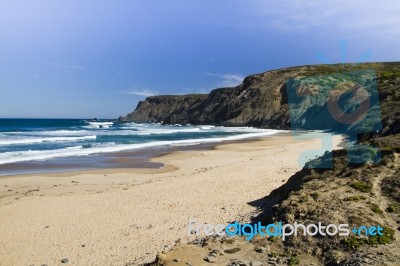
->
118, 94, 207, 124
119, 62, 400, 136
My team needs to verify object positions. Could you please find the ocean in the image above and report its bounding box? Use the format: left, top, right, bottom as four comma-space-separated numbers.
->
0, 119, 280, 175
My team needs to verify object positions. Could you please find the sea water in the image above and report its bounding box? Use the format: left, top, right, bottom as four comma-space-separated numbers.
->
0, 119, 280, 174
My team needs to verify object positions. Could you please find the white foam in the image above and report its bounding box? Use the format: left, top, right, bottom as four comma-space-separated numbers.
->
200, 126, 215, 130
5, 130, 91, 137
134, 127, 202, 135
87, 122, 114, 129
113, 124, 270, 136
0, 136, 96, 146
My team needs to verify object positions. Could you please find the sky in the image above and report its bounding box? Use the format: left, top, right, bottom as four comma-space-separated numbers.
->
1, 0, 400, 119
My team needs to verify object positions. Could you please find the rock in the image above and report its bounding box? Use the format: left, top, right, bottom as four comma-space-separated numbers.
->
173, 258, 182, 262
61, 258, 69, 263
250, 261, 263, 266
129, 224, 141, 229
255, 246, 268, 253
204, 255, 217, 263
119, 95, 207, 124
81, 244, 86, 247
268, 261, 277, 266
186, 262, 193, 266
228, 261, 248, 266
312, 247, 321, 256
362, 258, 372, 264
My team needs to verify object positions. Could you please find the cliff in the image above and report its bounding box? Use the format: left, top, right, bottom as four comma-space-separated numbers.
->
119, 66, 296, 128
119, 62, 400, 137
118, 94, 207, 124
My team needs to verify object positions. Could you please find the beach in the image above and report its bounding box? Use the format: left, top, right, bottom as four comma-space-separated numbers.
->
0, 133, 343, 265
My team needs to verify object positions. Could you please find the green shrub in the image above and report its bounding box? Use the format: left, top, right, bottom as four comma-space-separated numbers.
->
344, 195, 366, 202
310, 192, 320, 200
367, 226, 395, 245
342, 236, 364, 250
369, 203, 383, 214
387, 203, 400, 213
381, 71, 400, 79
268, 236, 278, 243
224, 247, 241, 254
299, 194, 309, 203
269, 252, 278, 257
288, 256, 300, 266
225, 238, 235, 244
344, 226, 395, 247
350, 181, 372, 193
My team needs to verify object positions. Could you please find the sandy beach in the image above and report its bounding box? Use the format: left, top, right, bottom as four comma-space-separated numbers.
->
0, 133, 343, 265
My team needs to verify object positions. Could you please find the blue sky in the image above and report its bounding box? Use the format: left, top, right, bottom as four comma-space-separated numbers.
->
1, 0, 400, 118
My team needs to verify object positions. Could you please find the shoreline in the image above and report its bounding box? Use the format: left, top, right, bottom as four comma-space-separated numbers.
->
0, 132, 343, 265
0, 131, 289, 177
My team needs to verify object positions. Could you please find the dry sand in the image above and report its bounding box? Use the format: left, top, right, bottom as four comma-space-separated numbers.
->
0, 133, 343, 265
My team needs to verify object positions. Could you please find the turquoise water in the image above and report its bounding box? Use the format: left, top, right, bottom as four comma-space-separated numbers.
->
0, 119, 280, 172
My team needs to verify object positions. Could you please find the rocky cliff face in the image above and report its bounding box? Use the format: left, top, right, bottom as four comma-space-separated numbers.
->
119, 94, 207, 124
119, 66, 298, 128
119, 62, 400, 136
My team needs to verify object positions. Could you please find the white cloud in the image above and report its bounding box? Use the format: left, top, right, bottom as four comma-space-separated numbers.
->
42, 60, 87, 71
206, 73, 244, 87
120, 73, 244, 98
176, 73, 245, 95
124, 89, 156, 97
180, 87, 213, 94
